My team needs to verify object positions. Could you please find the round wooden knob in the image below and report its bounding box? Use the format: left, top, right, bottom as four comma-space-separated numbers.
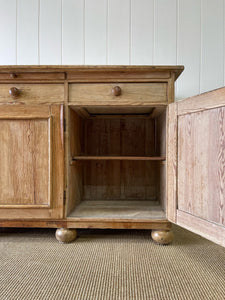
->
112, 86, 121, 96
9, 87, 20, 98
10, 73, 17, 79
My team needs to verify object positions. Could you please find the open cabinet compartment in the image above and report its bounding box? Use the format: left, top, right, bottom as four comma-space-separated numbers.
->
67, 105, 167, 220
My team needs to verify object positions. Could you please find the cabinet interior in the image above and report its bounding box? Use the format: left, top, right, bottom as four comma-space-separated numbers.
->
67, 106, 167, 220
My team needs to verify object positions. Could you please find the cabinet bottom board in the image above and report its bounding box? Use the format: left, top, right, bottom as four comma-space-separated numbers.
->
68, 200, 166, 220
0, 201, 169, 230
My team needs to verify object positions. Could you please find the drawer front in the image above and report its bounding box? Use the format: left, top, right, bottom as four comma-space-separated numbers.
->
0, 72, 65, 81
69, 83, 167, 105
0, 84, 64, 104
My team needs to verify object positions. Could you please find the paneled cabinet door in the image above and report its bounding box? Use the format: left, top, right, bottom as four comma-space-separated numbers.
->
167, 87, 225, 247
0, 105, 64, 219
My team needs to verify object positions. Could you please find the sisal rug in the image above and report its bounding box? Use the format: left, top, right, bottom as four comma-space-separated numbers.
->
0, 225, 224, 300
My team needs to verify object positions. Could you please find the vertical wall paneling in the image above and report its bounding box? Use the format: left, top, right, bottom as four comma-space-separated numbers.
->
62, 0, 84, 64
39, 0, 62, 64
176, 0, 201, 100
0, 0, 17, 64
85, 0, 107, 65
131, 0, 154, 65
201, 0, 224, 93
108, 0, 130, 65
17, 0, 39, 64
154, 0, 177, 65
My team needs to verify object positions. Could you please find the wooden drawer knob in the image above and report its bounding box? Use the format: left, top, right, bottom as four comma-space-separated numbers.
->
10, 73, 17, 79
9, 87, 20, 98
112, 86, 121, 96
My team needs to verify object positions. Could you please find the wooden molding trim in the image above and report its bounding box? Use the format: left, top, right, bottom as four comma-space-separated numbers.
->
0, 65, 184, 83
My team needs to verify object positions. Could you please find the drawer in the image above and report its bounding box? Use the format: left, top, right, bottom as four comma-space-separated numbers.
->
0, 72, 65, 81
69, 83, 167, 105
0, 84, 64, 104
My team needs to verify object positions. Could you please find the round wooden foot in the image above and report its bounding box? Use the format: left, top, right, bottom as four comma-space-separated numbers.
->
55, 228, 77, 243
151, 230, 174, 245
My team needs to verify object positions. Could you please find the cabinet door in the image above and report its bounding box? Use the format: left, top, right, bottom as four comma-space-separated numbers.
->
0, 105, 64, 219
168, 87, 225, 247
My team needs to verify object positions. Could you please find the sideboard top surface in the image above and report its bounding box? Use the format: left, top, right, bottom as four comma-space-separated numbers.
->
0, 65, 184, 81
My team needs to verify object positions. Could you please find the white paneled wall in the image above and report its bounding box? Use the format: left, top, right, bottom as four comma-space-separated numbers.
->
0, 0, 224, 99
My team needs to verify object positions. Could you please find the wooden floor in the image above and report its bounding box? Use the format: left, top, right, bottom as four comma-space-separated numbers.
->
68, 200, 166, 219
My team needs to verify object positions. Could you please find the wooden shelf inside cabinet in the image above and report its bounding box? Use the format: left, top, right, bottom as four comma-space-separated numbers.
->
70, 156, 166, 164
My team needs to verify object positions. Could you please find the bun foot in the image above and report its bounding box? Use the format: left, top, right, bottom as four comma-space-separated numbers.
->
151, 230, 174, 245
55, 228, 77, 243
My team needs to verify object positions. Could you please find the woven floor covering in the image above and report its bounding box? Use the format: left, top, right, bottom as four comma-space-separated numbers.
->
0, 225, 224, 300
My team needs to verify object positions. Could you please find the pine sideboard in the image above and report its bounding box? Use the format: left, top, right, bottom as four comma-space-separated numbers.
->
0, 65, 224, 247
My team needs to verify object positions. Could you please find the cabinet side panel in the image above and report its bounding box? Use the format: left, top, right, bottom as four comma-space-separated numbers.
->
67, 109, 83, 215
178, 107, 225, 226
159, 162, 166, 212
155, 110, 167, 211
167, 103, 178, 222
156, 109, 167, 156
0, 119, 49, 206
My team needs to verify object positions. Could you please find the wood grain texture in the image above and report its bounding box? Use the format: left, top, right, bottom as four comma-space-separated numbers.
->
82, 117, 156, 156
155, 111, 167, 211
0, 66, 180, 232
158, 162, 167, 212
0, 105, 64, 219
68, 112, 167, 204
66, 70, 172, 82
156, 109, 167, 156
69, 83, 168, 105
68, 200, 166, 219
80, 116, 155, 202
83, 106, 154, 116
167, 102, 177, 222
0, 72, 65, 81
178, 107, 225, 226
0, 65, 184, 81
71, 156, 166, 161
178, 86, 225, 116
177, 210, 225, 248
66, 219, 171, 230
50, 105, 64, 219
0, 84, 64, 104
67, 109, 83, 216
0, 219, 67, 228
0, 118, 50, 206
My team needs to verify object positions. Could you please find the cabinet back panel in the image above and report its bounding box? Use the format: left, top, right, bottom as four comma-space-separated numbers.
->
83, 161, 157, 201
83, 118, 156, 156
0, 119, 50, 206
178, 107, 225, 226
69, 109, 167, 205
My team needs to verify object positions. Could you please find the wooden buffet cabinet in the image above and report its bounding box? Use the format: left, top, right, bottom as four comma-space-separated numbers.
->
0, 66, 224, 247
